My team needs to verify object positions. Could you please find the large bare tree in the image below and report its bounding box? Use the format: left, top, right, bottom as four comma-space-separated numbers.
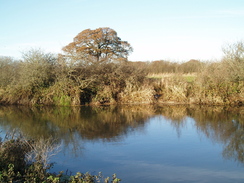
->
62, 27, 133, 64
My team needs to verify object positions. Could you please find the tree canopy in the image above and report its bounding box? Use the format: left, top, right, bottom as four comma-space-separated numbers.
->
62, 27, 133, 64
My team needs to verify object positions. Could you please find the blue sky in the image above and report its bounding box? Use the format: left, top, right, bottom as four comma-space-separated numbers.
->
1, 0, 244, 61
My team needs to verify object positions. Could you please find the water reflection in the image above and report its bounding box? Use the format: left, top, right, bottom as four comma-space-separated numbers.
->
187, 106, 244, 164
0, 104, 243, 165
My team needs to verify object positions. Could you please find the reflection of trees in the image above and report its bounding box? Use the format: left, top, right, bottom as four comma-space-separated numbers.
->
222, 120, 244, 164
0, 105, 155, 142
0, 106, 59, 139
156, 105, 188, 137
49, 105, 155, 141
0, 105, 243, 164
154, 105, 244, 164
0, 105, 155, 156
186, 106, 244, 164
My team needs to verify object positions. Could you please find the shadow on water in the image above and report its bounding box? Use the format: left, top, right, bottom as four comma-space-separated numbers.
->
0, 104, 243, 164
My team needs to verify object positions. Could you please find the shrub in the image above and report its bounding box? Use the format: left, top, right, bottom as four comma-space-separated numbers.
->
0, 139, 31, 174
0, 56, 19, 88
222, 41, 244, 82
0, 131, 121, 182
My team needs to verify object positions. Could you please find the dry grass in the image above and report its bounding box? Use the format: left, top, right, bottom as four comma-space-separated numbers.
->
147, 73, 197, 83
148, 70, 244, 105
150, 74, 189, 104
118, 82, 155, 104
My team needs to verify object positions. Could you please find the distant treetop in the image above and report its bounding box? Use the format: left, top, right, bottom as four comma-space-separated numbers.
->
62, 27, 133, 64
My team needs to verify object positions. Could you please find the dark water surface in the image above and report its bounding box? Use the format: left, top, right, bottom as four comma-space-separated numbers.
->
0, 105, 243, 183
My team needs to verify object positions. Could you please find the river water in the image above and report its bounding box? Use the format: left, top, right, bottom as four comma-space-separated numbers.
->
0, 105, 243, 183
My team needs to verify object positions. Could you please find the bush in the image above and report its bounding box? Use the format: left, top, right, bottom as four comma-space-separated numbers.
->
222, 41, 244, 82
0, 139, 31, 174
0, 131, 121, 182
0, 56, 19, 88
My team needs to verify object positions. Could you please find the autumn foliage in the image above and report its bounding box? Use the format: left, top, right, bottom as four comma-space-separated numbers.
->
0, 27, 244, 106
62, 27, 133, 64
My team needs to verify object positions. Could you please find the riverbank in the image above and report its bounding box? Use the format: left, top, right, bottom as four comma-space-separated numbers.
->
0, 41, 243, 106
0, 72, 243, 106
150, 73, 244, 106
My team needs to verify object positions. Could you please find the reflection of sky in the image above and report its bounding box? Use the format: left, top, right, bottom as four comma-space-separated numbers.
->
0, 126, 6, 140
51, 116, 244, 183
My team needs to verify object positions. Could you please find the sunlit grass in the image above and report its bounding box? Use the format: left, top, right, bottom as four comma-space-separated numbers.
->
147, 73, 197, 83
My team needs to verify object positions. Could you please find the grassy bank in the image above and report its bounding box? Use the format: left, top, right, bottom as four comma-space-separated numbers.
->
0, 41, 244, 106
150, 73, 244, 105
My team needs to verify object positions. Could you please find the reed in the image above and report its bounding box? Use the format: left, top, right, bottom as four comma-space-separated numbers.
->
118, 82, 155, 104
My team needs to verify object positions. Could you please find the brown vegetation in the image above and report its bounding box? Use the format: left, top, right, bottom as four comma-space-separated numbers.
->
0, 27, 244, 106
0, 130, 120, 182
62, 27, 133, 64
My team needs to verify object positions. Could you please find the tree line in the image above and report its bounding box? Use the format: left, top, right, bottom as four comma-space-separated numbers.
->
0, 27, 244, 105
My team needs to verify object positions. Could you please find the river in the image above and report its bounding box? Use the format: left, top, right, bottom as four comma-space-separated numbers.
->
0, 105, 243, 183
